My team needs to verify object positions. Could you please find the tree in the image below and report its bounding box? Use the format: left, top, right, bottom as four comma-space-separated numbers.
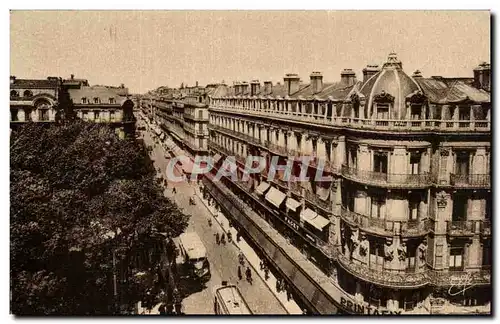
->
10, 121, 189, 315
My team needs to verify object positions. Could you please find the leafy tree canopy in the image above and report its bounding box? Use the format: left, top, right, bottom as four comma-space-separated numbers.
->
11, 121, 189, 315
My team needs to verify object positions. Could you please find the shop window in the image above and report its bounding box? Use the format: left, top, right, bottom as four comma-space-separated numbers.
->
449, 247, 464, 271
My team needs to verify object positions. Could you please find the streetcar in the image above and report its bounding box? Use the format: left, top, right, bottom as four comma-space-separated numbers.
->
213, 282, 252, 315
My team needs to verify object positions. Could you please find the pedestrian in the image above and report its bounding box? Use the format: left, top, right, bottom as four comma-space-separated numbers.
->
245, 267, 252, 284
302, 308, 308, 315
172, 187, 177, 194
264, 267, 269, 281
221, 233, 226, 244
276, 279, 281, 293
215, 233, 220, 245
236, 232, 241, 243
287, 289, 292, 302
159, 303, 166, 315
237, 265, 243, 281
259, 260, 264, 270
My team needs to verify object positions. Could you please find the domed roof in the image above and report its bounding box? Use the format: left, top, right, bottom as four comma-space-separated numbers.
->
359, 53, 422, 119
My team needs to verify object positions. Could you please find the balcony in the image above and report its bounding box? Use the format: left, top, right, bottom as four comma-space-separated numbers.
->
336, 250, 430, 288
309, 158, 338, 174
340, 207, 430, 237
431, 267, 491, 287
446, 220, 478, 236
450, 173, 490, 188
264, 141, 289, 156
209, 105, 490, 133
341, 164, 431, 188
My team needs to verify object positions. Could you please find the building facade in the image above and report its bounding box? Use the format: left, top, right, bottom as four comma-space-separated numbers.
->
203, 54, 491, 314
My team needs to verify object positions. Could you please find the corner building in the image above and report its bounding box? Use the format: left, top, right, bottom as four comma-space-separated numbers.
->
206, 53, 491, 314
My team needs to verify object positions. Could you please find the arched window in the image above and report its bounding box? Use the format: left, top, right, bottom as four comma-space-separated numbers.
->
10, 90, 19, 97
23, 90, 33, 97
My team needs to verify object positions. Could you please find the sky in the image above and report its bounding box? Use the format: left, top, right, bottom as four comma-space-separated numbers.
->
10, 10, 490, 94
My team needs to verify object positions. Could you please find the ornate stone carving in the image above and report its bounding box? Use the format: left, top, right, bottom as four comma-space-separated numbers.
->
398, 242, 407, 262
436, 192, 448, 208
440, 147, 451, 156
384, 239, 395, 261
373, 90, 395, 103
359, 235, 369, 257
418, 240, 428, 263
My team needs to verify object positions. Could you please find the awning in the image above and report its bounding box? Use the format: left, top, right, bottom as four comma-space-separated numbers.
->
265, 187, 286, 208
300, 208, 318, 222
316, 186, 331, 201
285, 197, 302, 212
306, 215, 330, 231
212, 154, 222, 164
255, 182, 271, 195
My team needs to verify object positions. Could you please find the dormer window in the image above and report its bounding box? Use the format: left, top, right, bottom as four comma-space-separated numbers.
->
81, 97, 87, 104
109, 98, 115, 104
23, 90, 33, 97
10, 90, 19, 98
376, 103, 389, 119
93, 97, 100, 104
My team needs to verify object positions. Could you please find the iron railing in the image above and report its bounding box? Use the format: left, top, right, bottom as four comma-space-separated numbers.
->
450, 173, 490, 188
341, 164, 431, 188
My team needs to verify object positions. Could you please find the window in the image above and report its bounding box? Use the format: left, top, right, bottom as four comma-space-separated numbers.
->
81, 97, 87, 104
455, 151, 470, 176
93, 97, 100, 104
82, 111, 88, 120
411, 105, 422, 120
409, 193, 420, 221
94, 111, 100, 120
410, 153, 421, 174
459, 107, 470, 121
349, 147, 357, 168
10, 109, 18, 121
435, 244, 444, 268
449, 247, 464, 271
376, 103, 389, 119
110, 111, 115, 121
198, 110, 203, 120
23, 90, 33, 97
369, 240, 385, 271
482, 243, 491, 267
373, 151, 388, 173
406, 243, 417, 270
39, 109, 49, 121
109, 98, 115, 104
327, 103, 333, 118
452, 193, 467, 221
371, 193, 385, 219
10, 90, 19, 97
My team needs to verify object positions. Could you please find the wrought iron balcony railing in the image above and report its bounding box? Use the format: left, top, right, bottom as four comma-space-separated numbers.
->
450, 173, 490, 188
446, 220, 485, 236
341, 164, 431, 188
340, 207, 430, 237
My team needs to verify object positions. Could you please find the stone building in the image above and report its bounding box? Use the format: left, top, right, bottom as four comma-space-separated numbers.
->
203, 53, 491, 314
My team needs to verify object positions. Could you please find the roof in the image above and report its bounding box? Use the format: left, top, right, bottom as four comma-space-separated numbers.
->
359, 53, 421, 119
416, 77, 490, 104
215, 286, 252, 315
179, 232, 207, 259
68, 86, 130, 105
11, 78, 59, 89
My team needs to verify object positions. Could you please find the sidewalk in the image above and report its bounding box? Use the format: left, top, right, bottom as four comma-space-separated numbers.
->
193, 185, 303, 315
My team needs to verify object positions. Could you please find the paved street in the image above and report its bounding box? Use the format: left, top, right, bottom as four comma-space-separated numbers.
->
138, 118, 288, 315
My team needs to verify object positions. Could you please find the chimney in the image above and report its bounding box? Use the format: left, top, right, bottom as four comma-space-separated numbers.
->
340, 69, 356, 86
250, 80, 260, 96
241, 82, 249, 95
473, 62, 491, 91
284, 73, 300, 95
10, 76, 16, 84
310, 72, 323, 94
362, 65, 380, 83
196, 81, 199, 87
71, 74, 74, 80
264, 81, 273, 95
412, 70, 423, 78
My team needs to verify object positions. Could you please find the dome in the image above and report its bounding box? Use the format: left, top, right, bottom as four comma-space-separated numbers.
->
359, 53, 421, 120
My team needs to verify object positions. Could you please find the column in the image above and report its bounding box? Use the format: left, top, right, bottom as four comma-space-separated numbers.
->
317, 137, 327, 162
336, 136, 346, 169
357, 144, 370, 171
354, 190, 368, 215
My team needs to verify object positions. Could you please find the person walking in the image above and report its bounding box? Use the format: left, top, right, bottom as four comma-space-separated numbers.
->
236, 232, 241, 243
221, 233, 226, 245
237, 265, 243, 281
172, 187, 177, 194
259, 260, 264, 271
264, 267, 270, 281
215, 233, 220, 245
245, 267, 252, 284
276, 279, 281, 293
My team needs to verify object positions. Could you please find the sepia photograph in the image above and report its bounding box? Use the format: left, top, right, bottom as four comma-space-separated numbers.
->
7, 8, 492, 316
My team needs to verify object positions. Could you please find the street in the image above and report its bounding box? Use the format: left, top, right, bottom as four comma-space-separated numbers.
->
138, 118, 288, 315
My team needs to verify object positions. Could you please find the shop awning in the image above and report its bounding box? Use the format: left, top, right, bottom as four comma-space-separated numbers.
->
285, 197, 302, 212
265, 187, 286, 208
300, 208, 318, 222
212, 153, 222, 164
306, 215, 330, 231
255, 182, 271, 195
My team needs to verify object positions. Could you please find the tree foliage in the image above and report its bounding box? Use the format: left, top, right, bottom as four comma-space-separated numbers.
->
10, 121, 189, 315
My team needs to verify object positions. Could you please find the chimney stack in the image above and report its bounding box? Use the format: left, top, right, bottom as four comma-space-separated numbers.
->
10, 76, 16, 84
241, 82, 249, 95
473, 62, 491, 91
196, 81, 199, 87
71, 74, 74, 80
412, 70, 423, 78
264, 81, 273, 95
284, 73, 300, 95
310, 72, 323, 94
250, 80, 260, 96
340, 69, 356, 86
362, 65, 380, 83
